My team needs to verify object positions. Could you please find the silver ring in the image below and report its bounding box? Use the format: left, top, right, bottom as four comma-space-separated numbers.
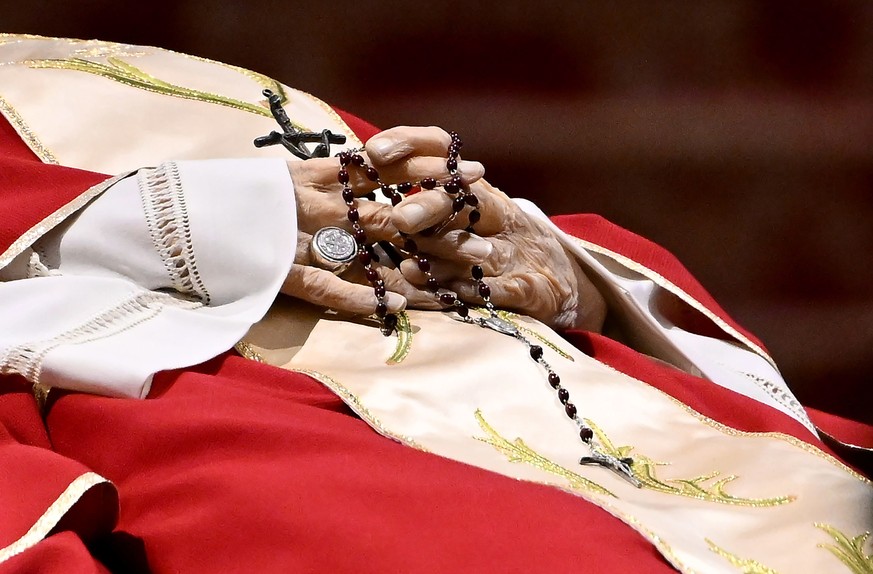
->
310, 226, 357, 275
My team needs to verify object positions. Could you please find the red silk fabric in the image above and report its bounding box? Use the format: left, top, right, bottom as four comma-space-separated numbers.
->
1, 108, 871, 573
0, 117, 110, 257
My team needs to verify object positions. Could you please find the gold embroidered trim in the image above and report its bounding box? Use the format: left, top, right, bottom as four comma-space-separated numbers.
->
586, 418, 795, 507
706, 539, 782, 574
386, 311, 412, 364
586, 346, 872, 485
474, 410, 616, 497
31, 383, 51, 414
291, 368, 429, 452
817, 523, 873, 574
0, 472, 112, 564
571, 236, 776, 369
0, 173, 130, 270
0, 93, 57, 163
24, 57, 305, 130
234, 340, 266, 363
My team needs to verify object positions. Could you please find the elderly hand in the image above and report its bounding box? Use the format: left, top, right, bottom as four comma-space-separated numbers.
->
281, 126, 485, 316
389, 179, 607, 332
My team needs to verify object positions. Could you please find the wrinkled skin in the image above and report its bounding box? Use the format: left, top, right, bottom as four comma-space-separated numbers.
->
282, 126, 606, 332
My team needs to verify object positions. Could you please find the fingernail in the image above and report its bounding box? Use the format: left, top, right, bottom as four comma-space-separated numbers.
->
395, 202, 428, 228
385, 292, 407, 311
367, 137, 403, 162
457, 160, 485, 182
457, 235, 493, 259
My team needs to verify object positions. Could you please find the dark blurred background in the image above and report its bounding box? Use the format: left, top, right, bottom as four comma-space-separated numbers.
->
5, 0, 872, 421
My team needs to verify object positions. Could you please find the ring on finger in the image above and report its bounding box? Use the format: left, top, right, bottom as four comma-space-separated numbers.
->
310, 226, 357, 275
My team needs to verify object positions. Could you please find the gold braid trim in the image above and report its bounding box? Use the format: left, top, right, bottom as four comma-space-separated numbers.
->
0, 472, 113, 564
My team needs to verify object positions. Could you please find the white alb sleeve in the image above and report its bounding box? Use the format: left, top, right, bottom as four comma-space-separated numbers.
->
0, 158, 296, 398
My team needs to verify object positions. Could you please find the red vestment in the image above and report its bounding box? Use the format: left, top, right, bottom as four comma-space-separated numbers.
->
0, 111, 870, 573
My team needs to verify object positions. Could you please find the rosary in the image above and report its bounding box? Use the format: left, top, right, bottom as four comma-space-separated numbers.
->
256, 90, 641, 487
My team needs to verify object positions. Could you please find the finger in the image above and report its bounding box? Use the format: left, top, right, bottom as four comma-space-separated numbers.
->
376, 156, 484, 188
398, 256, 469, 286
391, 184, 506, 236
408, 229, 493, 264
366, 126, 453, 165
294, 230, 313, 265
296, 187, 400, 241
282, 264, 406, 315
449, 273, 555, 323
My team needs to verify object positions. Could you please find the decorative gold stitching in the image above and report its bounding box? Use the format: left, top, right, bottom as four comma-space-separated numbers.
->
291, 368, 429, 452
474, 409, 616, 497
0, 173, 130, 270
585, 418, 795, 507
0, 93, 57, 163
0, 472, 113, 564
386, 311, 412, 364
706, 539, 782, 573
816, 523, 873, 573
24, 57, 303, 130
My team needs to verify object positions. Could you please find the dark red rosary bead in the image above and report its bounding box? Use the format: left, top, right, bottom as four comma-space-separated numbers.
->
426, 277, 440, 292
564, 402, 577, 418
455, 302, 469, 317
365, 167, 379, 181
375, 301, 388, 317
382, 313, 398, 331
403, 238, 418, 253
465, 194, 479, 207
468, 210, 481, 225
366, 268, 379, 282
357, 250, 372, 265
529, 345, 543, 360
347, 208, 359, 223
417, 257, 431, 272
557, 388, 570, 404
338, 169, 350, 184
452, 196, 466, 212
351, 154, 365, 166
446, 157, 458, 171
390, 194, 403, 206
579, 427, 594, 442
420, 177, 437, 190
338, 151, 351, 166
548, 372, 561, 388
374, 284, 386, 298
478, 282, 491, 298
444, 181, 460, 194
342, 188, 354, 203
354, 228, 367, 244
471, 265, 484, 280
439, 293, 456, 305
380, 183, 393, 197
397, 182, 413, 194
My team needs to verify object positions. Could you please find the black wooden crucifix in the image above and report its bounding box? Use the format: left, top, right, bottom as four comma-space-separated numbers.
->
254, 89, 346, 160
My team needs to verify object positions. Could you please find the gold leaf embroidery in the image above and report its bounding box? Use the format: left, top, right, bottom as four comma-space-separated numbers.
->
585, 419, 796, 507
706, 539, 782, 574
386, 311, 413, 364
474, 410, 616, 497
25, 57, 304, 130
816, 523, 873, 574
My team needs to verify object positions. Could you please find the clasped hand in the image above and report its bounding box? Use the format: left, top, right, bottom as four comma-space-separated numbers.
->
282, 126, 606, 332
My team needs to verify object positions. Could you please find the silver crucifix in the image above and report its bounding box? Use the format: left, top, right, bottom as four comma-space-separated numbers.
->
579, 450, 643, 488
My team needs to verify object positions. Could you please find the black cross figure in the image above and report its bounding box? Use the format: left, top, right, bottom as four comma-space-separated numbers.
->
254, 89, 346, 160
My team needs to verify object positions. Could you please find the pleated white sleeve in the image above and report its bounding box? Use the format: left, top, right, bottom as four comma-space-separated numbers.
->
0, 158, 296, 398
